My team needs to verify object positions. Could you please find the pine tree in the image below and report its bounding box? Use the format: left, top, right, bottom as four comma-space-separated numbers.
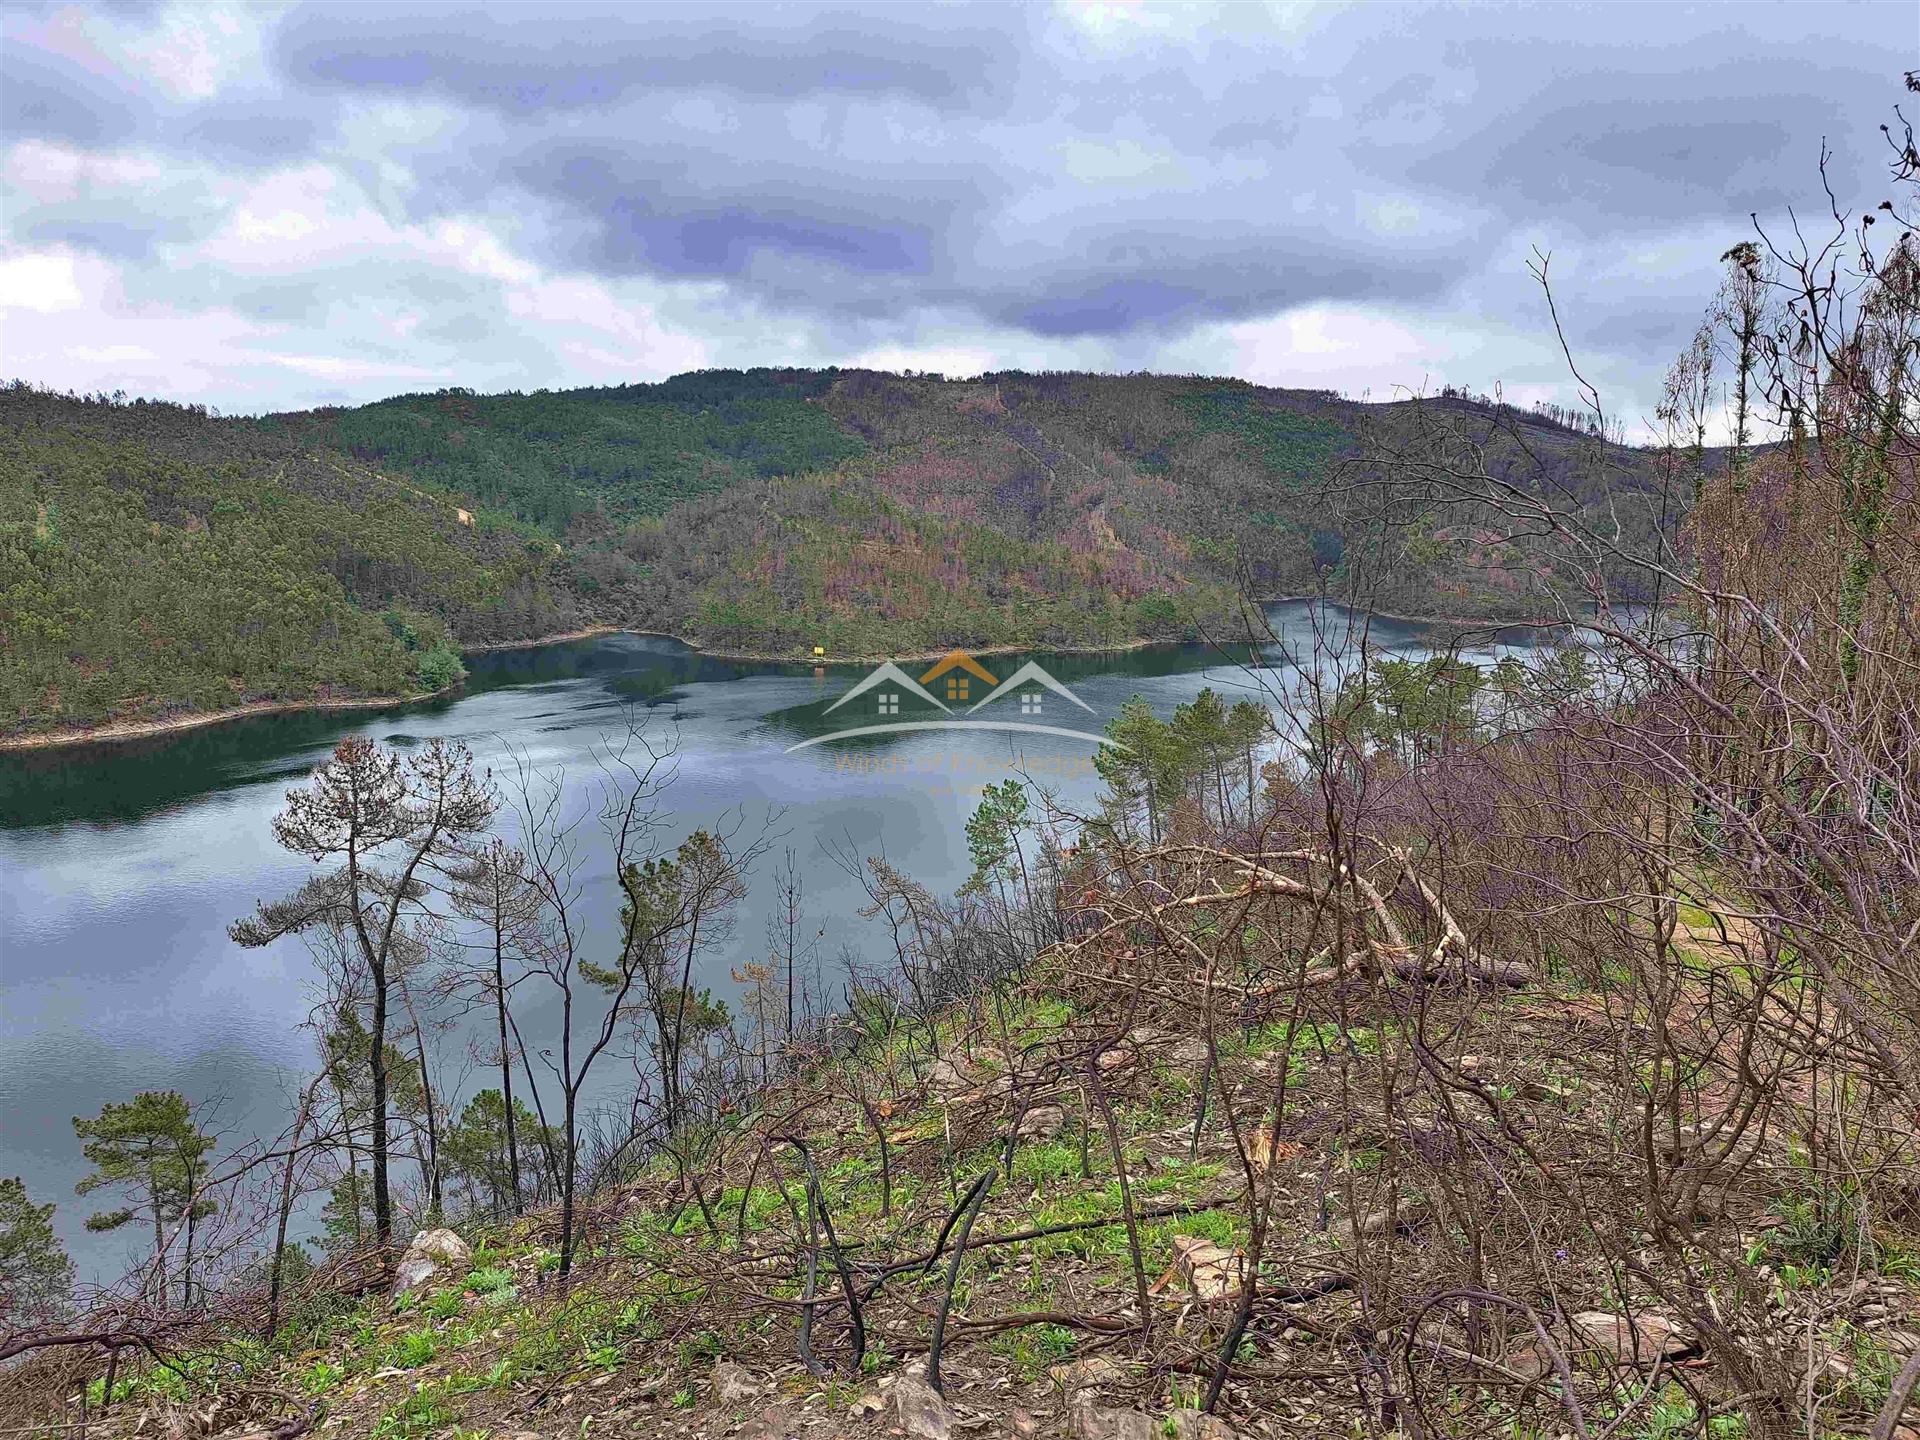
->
72, 1091, 214, 1305
0, 1177, 75, 1324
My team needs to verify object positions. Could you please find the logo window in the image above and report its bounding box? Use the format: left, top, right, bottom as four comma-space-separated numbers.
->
1020, 691, 1043, 715
946, 676, 969, 701
877, 691, 899, 715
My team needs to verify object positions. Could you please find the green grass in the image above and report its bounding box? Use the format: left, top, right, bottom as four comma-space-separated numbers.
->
421, 1288, 464, 1320
991, 1321, 1077, 1381
463, 1265, 514, 1294
371, 1384, 455, 1439
389, 1329, 438, 1369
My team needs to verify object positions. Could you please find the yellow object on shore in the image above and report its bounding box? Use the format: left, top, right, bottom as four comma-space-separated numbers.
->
812, 645, 826, 657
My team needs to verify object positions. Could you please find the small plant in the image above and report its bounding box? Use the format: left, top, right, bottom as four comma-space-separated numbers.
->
391, 1328, 438, 1368
297, 1359, 344, 1396
372, 1386, 454, 1439
671, 1386, 696, 1408
423, 1288, 464, 1319
464, 1265, 514, 1294
1764, 1181, 1852, 1269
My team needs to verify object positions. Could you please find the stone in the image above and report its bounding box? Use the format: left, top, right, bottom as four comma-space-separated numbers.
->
390, 1227, 471, 1298
391, 1257, 438, 1296
1159, 1235, 1246, 1303
739, 1405, 801, 1440
1049, 1353, 1127, 1401
1070, 1406, 1158, 1440
892, 1373, 955, 1440
926, 1057, 973, 1094
1325, 1197, 1430, 1248
1568, 1311, 1693, 1367
1163, 1037, 1210, 1069
712, 1359, 760, 1405
1015, 1103, 1068, 1140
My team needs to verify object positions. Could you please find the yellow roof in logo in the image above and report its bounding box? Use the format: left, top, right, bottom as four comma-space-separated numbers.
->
919, 649, 997, 687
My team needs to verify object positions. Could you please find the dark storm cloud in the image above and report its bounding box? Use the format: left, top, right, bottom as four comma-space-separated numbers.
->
272, 4, 1032, 110
247, 1, 1913, 343
0, 37, 145, 147
2, 0, 1914, 416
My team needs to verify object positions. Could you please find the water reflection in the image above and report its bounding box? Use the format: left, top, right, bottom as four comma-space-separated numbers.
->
0, 602, 1550, 1280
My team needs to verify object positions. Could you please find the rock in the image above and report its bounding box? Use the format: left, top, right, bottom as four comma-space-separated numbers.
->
1015, 1103, 1068, 1140
712, 1359, 760, 1405
926, 1057, 972, 1094
1096, 1042, 1138, 1072
1070, 1406, 1158, 1440
1158, 1235, 1246, 1303
893, 1373, 955, 1440
1326, 1197, 1430, 1248
1247, 1124, 1305, 1174
391, 1257, 439, 1296
1568, 1311, 1693, 1367
1163, 1037, 1210, 1069
1166, 1410, 1240, 1439
739, 1405, 801, 1440
1501, 1342, 1553, 1381
390, 1227, 471, 1298
1050, 1353, 1127, 1401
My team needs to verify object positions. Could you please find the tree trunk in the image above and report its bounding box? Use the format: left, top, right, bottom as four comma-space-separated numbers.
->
410, 1018, 443, 1218
495, 933, 521, 1215
265, 1093, 312, 1340
369, 955, 392, 1258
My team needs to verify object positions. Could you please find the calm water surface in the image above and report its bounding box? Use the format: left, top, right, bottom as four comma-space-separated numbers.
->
0, 603, 1537, 1280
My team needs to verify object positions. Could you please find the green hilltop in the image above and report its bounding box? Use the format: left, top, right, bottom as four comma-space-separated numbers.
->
1, 369, 1661, 740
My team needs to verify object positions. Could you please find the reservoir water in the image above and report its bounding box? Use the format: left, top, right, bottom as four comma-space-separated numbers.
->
0, 602, 1537, 1281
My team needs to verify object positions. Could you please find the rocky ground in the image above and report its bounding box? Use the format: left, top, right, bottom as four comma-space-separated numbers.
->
27, 970, 1920, 1440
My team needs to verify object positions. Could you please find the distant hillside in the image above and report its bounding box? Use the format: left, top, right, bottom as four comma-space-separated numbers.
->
273, 369, 865, 534
0, 384, 583, 739
1, 370, 1667, 740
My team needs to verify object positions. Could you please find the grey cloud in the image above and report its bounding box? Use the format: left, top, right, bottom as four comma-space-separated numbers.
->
0, 41, 147, 147
4, 0, 1915, 418
271, 5, 1034, 111
172, 90, 334, 166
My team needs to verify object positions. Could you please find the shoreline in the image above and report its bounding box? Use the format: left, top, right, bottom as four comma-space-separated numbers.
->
0, 686, 459, 754
0, 597, 1572, 754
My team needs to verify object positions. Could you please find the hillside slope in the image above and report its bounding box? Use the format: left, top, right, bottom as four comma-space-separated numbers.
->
0, 385, 583, 739
1, 371, 1664, 740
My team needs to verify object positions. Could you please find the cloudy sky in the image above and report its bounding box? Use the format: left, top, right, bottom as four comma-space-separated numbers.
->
1, 2, 1911, 429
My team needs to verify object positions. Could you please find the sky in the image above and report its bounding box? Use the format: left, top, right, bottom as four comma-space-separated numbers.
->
1, 1, 1913, 430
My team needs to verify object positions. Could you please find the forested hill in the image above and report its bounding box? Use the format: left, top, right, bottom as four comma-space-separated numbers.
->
0, 384, 586, 738
1, 370, 1662, 740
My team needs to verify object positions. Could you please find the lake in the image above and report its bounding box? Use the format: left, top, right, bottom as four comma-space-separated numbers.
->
0, 602, 1537, 1282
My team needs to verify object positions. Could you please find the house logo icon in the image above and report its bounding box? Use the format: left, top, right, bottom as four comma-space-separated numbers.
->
786, 649, 1115, 752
